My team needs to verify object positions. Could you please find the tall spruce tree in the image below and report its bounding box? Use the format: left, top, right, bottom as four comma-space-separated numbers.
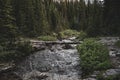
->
38, 0, 50, 35
0, 0, 17, 43
0, 0, 105, 38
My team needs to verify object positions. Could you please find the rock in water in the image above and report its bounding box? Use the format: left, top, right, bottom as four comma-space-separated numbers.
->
23, 70, 48, 80
103, 69, 120, 77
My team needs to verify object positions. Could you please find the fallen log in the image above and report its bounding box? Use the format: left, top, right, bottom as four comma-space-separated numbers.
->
31, 41, 82, 45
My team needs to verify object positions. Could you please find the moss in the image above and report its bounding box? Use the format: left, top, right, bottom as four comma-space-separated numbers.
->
59, 29, 80, 39
38, 35, 57, 41
76, 31, 87, 40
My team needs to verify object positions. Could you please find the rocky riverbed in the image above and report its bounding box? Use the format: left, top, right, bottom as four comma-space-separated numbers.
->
0, 37, 120, 80
14, 44, 81, 80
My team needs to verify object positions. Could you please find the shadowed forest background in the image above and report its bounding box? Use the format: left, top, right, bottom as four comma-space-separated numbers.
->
0, 0, 120, 41
0, 0, 120, 63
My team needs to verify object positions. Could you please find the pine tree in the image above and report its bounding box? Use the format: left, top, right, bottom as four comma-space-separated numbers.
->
86, 0, 103, 36
38, 0, 50, 35
0, 0, 17, 43
13, 0, 28, 36
79, 0, 86, 31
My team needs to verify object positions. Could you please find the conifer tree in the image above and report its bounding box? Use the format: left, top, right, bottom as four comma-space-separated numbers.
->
38, 0, 50, 35
0, 0, 17, 43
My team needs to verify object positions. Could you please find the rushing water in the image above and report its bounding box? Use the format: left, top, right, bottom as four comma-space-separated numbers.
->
15, 44, 81, 80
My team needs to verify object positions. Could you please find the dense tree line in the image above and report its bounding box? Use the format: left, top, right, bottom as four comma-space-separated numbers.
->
0, 0, 120, 62
0, 0, 17, 43
1, 0, 120, 43
104, 0, 120, 35
0, 0, 104, 41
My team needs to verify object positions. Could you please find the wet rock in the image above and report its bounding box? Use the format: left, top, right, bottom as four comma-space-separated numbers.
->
103, 69, 120, 77
23, 70, 48, 80
33, 44, 46, 51
62, 39, 72, 43
90, 71, 100, 78
38, 66, 51, 72
83, 78, 97, 80
100, 37, 119, 46
90, 75, 97, 78
66, 61, 72, 65
109, 48, 116, 51
116, 52, 120, 57
68, 37, 76, 41
50, 45, 62, 51
62, 44, 74, 49
109, 51, 116, 57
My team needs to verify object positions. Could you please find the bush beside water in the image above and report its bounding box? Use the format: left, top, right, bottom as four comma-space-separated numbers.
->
77, 38, 112, 76
0, 41, 33, 62
97, 74, 120, 80
76, 31, 87, 40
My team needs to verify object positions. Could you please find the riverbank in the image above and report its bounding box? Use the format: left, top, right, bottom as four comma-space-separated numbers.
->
0, 37, 120, 80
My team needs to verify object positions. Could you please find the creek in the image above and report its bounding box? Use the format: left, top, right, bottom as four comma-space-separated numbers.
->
15, 43, 81, 80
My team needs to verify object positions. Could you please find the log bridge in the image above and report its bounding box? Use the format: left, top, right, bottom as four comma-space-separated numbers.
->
31, 41, 82, 46
30, 41, 82, 50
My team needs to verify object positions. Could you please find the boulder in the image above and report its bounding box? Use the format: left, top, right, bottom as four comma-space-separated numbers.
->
62, 44, 74, 49
109, 51, 116, 57
23, 70, 48, 80
116, 52, 120, 57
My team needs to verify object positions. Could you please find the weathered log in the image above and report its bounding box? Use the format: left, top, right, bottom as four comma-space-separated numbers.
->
31, 41, 82, 45
30, 40, 82, 50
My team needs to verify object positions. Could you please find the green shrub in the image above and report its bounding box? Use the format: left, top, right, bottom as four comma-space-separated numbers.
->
77, 39, 112, 76
105, 74, 120, 80
95, 60, 112, 70
60, 29, 80, 39
0, 50, 15, 62
115, 40, 120, 48
14, 41, 33, 59
0, 41, 33, 62
38, 35, 57, 41
77, 31, 87, 40
97, 74, 120, 80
